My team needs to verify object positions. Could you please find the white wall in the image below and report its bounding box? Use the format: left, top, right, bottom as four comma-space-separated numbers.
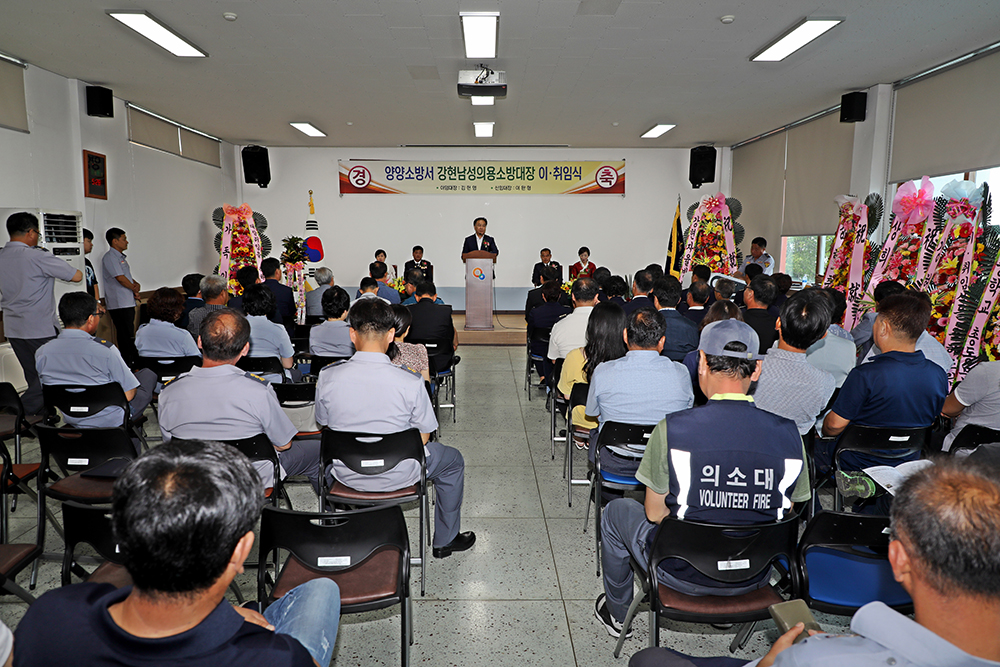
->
242, 146, 726, 308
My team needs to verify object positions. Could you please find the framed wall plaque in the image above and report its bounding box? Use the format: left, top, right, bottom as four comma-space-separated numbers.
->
84, 150, 107, 199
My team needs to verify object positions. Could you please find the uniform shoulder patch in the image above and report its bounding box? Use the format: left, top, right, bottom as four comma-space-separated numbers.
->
394, 364, 423, 379
162, 374, 189, 388
243, 371, 269, 384
94, 337, 115, 349
318, 359, 350, 374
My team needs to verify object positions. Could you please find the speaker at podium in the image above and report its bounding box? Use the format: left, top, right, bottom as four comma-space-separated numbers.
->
462, 250, 496, 330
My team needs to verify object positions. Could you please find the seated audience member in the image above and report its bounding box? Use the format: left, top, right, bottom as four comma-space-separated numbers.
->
605, 275, 629, 306
650, 277, 699, 362
806, 287, 856, 388
374, 248, 396, 281
852, 279, 906, 358
822, 291, 948, 498
713, 277, 736, 302
388, 304, 430, 382
734, 263, 764, 307
402, 268, 444, 306
351, 277, 388, 306
771, 272, 793, 313
593, 267, 613, 301
406, 281, 459, 354
585, 307, 694, 473
187, 274, 230, 340
623, 270, 655, 315
741, 275, 779, 354
531, 247, 562, 286
734, 236, 774, 280
645, 263, 665, 282
595, 319, 807, 639
558, 302, 627, 442
524, 265, 560, 318
570, 246, 596, 280
859, 290, 953, 374
548, 277, 600, 363
355, 261, 401, 305
227, 265, 260, 314
315, 298, 474, 558
176, 272, 204, 330
753, 290, 836, 435
136, 287, 202, 360
681, 280, 711, 325
14, 439, 340, 667
305, 266, 334, 317
682, 300, 744, 405
158, 309, 321, 493
941, 359, 1000, 451
403, 244, 433, 283
243, 284, 298, 383
628, 458, 1000, 667
36, 292, 155, 432
677, 264, 714, 313
260, 257, 298, 333
309, 286, 354, 359
527, 281, 571, 382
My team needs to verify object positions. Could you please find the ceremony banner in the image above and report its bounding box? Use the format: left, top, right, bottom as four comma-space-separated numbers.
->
338, 160, 625, 195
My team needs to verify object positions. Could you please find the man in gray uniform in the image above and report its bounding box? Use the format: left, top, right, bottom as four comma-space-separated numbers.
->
157, 308, 321, 493
35, 292, 154, 433
101, 227, 141, 366
305, 266, 334, 317
314, 297, 475, 558
0, 212, 83, 415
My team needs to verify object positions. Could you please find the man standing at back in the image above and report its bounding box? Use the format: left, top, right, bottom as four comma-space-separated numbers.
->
101, 227, 141, 367
260, 257, 297, 332
0, 212, 83, 415
315, 298, 474, 558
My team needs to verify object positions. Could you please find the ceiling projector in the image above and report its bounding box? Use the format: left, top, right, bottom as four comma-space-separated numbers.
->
457, 69, 507, 97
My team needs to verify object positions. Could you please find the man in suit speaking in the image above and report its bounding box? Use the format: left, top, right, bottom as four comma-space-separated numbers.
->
461, 217, 498, 258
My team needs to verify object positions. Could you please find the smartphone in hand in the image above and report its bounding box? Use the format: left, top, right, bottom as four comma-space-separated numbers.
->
768, 600, 822, 644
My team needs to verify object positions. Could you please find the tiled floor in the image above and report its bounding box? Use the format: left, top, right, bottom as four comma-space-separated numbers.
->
0, 345, 852, 665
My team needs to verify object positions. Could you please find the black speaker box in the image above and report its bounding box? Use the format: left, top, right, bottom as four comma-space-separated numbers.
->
86, 86, 114, 118
242, 145, 271, 188
689, 146, 717, 189
840, 91, 867, 123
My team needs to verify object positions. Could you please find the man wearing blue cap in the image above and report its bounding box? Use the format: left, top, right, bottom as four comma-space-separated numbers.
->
594, 319, 811, 639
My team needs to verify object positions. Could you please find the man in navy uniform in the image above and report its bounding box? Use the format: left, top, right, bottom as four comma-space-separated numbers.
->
404, 245, 434, 283
260, 257, 297, 333
594, 319, 809, 638
531, 248, 562, 286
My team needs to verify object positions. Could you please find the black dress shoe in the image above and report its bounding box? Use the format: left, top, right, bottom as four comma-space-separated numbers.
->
432, 531, 476, 558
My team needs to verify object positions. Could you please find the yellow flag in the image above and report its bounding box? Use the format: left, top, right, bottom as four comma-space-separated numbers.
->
667, 200, 683, 279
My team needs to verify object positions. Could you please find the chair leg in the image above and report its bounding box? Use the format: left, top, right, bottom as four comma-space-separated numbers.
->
2, 578, 36, 605
401, 595, 411, 667
595, 475, 602, 577
613, 578, 647, 658
648, 606, 659, 648
418, 491, 426, 597
730, 621, 757, 653
228, 580, 245, 604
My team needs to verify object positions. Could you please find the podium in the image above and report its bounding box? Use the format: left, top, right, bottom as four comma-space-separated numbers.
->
462, 250, 496, 330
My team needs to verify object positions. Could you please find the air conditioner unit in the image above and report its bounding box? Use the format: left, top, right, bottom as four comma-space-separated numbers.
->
457, 69, 507, 97
0, 208, 85, 311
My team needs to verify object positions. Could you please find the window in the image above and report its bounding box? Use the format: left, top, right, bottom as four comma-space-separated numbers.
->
780, 235, 834, 286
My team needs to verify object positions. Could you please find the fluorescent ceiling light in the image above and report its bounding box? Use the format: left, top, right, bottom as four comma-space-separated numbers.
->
474, 122, 495, 138
471, 96, 495, 106
641, 124, 676, 139
290, 122, 326, 137
460, 12, 500, 59
751, 18, 842, 62
107, 11, 207, 57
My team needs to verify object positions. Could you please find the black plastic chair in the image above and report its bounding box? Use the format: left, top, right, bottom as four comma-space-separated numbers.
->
42, 382, 148, 449
36, 424, 136, 505
833, 425, 928, 511
548, 358, 567, 460
564, 382, 591, 506
948, 424, 1000, 453
407, 338, 457, 422
0, 383, 43, 540
523, 327, 551, 399
60, 500, 131, 588
236, 356, 287, 383
0, 451, 42, 604
320, 428, 428, 596
585, 422, 656, 575
271, 382, 320, 436
796, 510, 912, 616
257, 505, 412, 667
217, 434, 289, 507
614, 514, 801, 657
0, 381, 43, 464
135, 355, 200, 385
309, 355, 350, 376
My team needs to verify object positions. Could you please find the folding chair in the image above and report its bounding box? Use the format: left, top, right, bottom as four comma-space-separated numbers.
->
272, 382, 321, 437
564, 382, 591, 506
523, 327, 551, 399
585, 421, 655, 575
320, 428, 429, 596
796, 510, 912, 616
135, 355, 200, 390
309, 355, 350, 377
408, 338, 457, 423
833, 425, 928, 511
217, 434, 289, 508
548, 358, 567, 460
614, 514, 801, 657
0, 435, 40, 544
0, 453, 42, 604
60, 500, 131, 588
258, 505, 412, 667
36, 424, 136, 506
42, 382, 148, 451
236, 356, 287, 383
0, 382, 43, 537
948, 424, 1000, 453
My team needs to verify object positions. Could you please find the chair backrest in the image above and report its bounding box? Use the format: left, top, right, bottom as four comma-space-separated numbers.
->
949, 424, 1000, 452
0, 382, 28, 439
236, 356, 286, 381
61, 500, 123, 565
257, 505, 409, 607
796, 510, 912, 612
569, 382, 590, 410
596, 421, 656, 458
835, 424, 928, 461
648, 514, 801, 590
35, 424, 136, 477
406, 338, 453, 376
135, 356, 200, 383
310, 356, 350, 376
529, 327, 552, 345
217, 433, 278, 464
43, 383, 130, 426
320, 429, 424, 477
548, 357, 565, 391
271, 382, 317, 404
305, 315, 324, 327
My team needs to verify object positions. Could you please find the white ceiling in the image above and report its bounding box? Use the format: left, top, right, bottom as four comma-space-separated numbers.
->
3, 0, 998, 149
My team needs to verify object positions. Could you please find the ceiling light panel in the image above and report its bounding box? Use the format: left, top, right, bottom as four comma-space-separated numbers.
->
460, 12, 500, 59
641, 124, 675, 139
107, 11, 207, 58
474, 122, 495, 138
290, 122, 326, 137
471, 96, 495, 106
751, 18, 842, 62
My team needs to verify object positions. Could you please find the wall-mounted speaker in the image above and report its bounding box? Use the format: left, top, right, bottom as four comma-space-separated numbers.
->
840, 92, 867, 123
86, 86, 114, 118
242, 145, 271, 188
689, 146, 717, 189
